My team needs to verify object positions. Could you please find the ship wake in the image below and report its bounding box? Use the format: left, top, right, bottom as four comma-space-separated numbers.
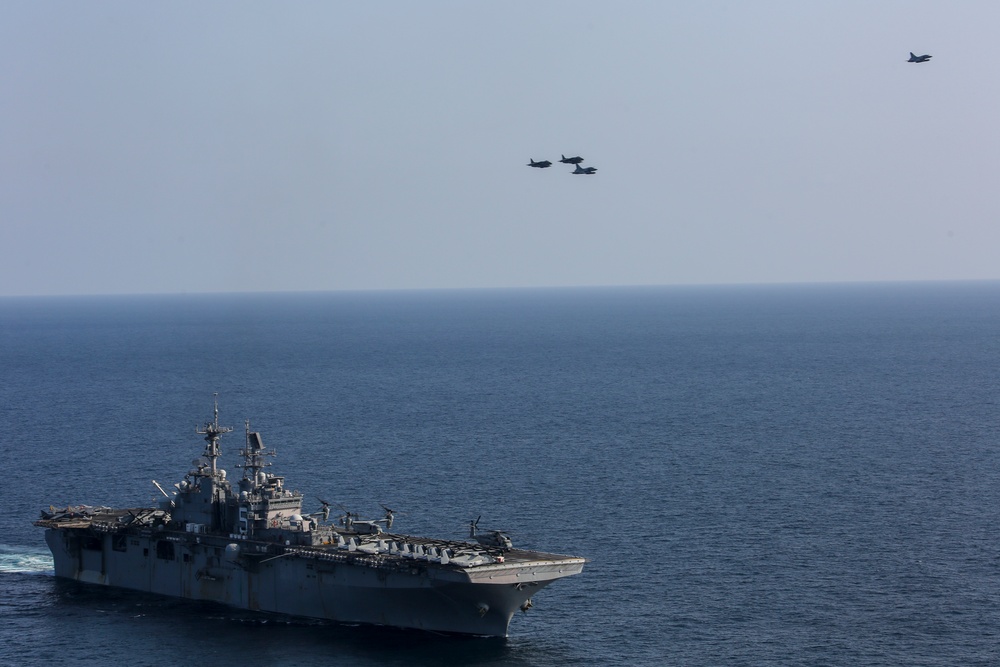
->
0, 544, 54, 575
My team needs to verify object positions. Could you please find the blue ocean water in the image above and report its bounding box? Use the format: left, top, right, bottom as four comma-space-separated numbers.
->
2, 283, 1000, 666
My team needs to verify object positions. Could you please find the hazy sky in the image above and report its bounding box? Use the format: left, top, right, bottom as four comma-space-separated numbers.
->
2, 2, 997, 296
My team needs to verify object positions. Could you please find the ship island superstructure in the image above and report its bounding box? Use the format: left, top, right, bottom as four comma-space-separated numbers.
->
35, 401, 586, 637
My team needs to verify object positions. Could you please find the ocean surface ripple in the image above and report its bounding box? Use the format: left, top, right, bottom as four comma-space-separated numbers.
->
3, 283, 1000, 666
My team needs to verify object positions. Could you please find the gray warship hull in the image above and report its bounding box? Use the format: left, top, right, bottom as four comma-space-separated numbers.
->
36, 402, 585, 637
40, 518, 583, 636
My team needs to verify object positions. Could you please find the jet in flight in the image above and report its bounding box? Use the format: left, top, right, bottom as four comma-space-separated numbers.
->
559, 154, 584, 165
572, 164, 597, 175
527, 158, 552, 168
907, 52, 932, 63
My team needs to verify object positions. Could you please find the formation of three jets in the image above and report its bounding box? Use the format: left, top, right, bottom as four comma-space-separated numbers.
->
528, 154, 597, 175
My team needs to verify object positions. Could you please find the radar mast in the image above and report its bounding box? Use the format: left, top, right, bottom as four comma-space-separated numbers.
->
195, 393, 232, 475
238, 419, 275, 485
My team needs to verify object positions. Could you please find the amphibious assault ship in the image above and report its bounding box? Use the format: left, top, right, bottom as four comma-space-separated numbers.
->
35, 401, 585, 637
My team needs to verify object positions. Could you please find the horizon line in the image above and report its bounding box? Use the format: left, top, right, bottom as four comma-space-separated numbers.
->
2, 277, 999, 300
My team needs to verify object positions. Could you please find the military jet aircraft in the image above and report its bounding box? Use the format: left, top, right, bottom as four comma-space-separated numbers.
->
572, 164, 597, 175
559, 154, 584, 165
908, 52, 932, 63
527, 158, 552, 168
